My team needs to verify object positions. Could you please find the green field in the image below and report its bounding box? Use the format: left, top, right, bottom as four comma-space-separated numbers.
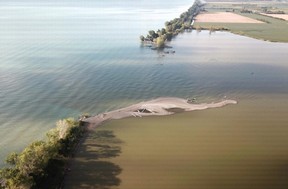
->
65, 95, 288, 189
194, 2, 288, 42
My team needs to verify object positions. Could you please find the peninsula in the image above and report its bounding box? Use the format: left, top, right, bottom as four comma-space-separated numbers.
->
140, 0, 205, 48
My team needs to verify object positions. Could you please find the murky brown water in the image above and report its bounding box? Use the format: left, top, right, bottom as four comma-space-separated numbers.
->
89, 94, 288, 189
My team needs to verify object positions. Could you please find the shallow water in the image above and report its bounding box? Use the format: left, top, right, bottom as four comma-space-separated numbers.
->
0, 0, 192, 164
0, 0, 288, 167
88, 95, 288, 189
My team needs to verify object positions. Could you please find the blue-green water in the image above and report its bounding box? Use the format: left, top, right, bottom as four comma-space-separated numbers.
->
0, 0, 288, 166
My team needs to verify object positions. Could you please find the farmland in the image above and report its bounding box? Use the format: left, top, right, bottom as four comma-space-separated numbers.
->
194, 1, 288, 42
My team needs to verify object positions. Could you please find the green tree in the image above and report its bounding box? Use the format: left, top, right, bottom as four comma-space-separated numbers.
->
0, 167, 29, 189
0, 116, 85, 189
165, 32, 173, 41
156, 37, 165, 48
148, 30, 158, 38
139, 35, 145, 41
140, 0, 204, 47
160, 28, 166, 35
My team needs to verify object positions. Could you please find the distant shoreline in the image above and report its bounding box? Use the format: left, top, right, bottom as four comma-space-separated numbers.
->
83, 97, 237, 128
193, 1, 288, 43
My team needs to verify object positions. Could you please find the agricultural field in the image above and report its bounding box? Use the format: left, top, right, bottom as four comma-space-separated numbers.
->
195, 12, 263, 23
194, 1, 288, 42
261, 13, 288, 20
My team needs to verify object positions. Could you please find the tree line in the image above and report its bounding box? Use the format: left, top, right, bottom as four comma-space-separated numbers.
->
140, 0, 204, 48
0, 117, 87, 189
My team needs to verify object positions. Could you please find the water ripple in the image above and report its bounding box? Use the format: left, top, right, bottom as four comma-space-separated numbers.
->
1, 1, 288, 167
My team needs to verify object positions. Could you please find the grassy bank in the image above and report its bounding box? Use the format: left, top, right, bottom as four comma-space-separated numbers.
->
64, 94, 288, 189
194, 2, 288, 42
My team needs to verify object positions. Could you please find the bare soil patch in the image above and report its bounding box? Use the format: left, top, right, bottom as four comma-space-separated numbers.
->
195, 12, 264, 23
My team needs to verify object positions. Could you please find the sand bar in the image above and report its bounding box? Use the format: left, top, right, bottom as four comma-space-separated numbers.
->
195, 12, 263, 23
83, 97, 237, 128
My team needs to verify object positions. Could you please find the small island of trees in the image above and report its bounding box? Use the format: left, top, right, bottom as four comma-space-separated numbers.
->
140, 0, 205, 48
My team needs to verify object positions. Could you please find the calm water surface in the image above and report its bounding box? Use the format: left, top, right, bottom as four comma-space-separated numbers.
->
0, 0, 288, 166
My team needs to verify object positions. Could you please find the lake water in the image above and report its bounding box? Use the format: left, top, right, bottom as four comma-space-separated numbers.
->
0, 0, 288, 167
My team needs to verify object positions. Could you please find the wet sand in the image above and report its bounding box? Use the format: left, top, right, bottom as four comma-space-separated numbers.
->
83, 97, 237, 128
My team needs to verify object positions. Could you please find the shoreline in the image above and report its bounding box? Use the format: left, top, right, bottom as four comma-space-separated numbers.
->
83, 97, 237, 128
193, 1, 288, 43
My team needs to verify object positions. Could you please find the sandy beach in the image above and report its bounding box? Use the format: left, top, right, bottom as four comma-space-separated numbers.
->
83, 97, 237, 128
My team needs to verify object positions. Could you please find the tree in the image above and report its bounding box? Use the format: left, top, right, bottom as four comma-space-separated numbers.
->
140, 0, 204, 47
0, 116, 85, 189
0, 167, 29, 189
0, 139, 60, 189
156, 37, 165, 48
56, 118, 77, 139
148, 30, 158, 38
139, 35, 145, 41
165, 32, 173, 41
160, 28, 166, 35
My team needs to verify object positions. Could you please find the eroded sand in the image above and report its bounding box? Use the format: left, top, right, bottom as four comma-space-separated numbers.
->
84, 97, 237, 127
195, 12, 264, 23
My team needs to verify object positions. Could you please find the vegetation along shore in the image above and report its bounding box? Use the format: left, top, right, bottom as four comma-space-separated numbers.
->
141, 0, 288, 47
0, 117, 87, 189
193, 0, 288, 42
0, 97, 237, 188
140, 0, 205, 48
